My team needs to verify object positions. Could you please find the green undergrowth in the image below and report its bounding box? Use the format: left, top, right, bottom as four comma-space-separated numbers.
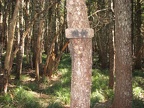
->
0, 54, 144, 108
132, 70, 144, 108
0, 86, 41, 108
91, 69, 114, 107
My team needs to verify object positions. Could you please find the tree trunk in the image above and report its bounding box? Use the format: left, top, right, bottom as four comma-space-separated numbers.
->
66, 0, 94, 108
0, 9, 3, 88
33, 0, 44, 80
112, 0, 133, 108
35, 20, 44, 81
134, 0, 142, 69
3, 0, 20, 93
0, 13, 3, 73
108, 0, 115, 89
15, 0, 24, 80
96, 0, 108, 69
108, 26, 115, 89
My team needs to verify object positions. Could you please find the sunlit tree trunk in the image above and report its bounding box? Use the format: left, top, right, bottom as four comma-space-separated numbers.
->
66, 0, 94, 107
112, 0, 133, 108
3, 0, 20, 93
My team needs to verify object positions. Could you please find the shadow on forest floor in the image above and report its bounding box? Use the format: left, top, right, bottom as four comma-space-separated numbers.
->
0, 54, 144, 108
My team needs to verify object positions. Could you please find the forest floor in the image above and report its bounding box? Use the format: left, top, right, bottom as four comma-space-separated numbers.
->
0, 54, 144, 108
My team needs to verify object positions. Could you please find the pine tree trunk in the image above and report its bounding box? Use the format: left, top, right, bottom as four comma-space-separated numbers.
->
66, 0, 94, 107
112, 0, 133, 108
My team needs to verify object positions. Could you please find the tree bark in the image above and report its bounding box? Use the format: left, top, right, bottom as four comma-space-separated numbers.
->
0, 14, 3, 73
108, 0, 115, 89
112, 0, 133, 108
134, 0, 142, 69
33, 0, 44, 80
96, 1, 108, 69
35, 20, 44, 81
15, 0, 24, 80
66, 0, 93, 108
3, 0, 20, 93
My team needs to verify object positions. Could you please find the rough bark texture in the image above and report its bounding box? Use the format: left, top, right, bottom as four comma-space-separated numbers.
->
112, 0, 133, 108
66, 0, 93, 108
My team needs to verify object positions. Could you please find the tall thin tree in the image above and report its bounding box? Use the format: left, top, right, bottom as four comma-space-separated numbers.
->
3, 0, 20, 93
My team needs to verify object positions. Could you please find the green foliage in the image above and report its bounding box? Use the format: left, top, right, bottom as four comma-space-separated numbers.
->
47, 101, 63, 108
0, 86, 40, 108
0, 54, 144, 108
44, 68, 71, 105
133, 70, 144, 78
91, 69, 114, 107
24, 82, 39, 91
55, 87, 70, 104
133, 87, 144, 98
0, 93, 13, 104
133, 98, 144, 108
13, 86, 40, 108
132, 70, 144, 108
58, 54, 71, 69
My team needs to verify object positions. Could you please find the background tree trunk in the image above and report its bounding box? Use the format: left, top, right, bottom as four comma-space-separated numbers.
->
15, 0, 24, 80
108, 0, 115, 89
35, 20, 44, 81
0, 10, 3, 73
134, 0, 142, 69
